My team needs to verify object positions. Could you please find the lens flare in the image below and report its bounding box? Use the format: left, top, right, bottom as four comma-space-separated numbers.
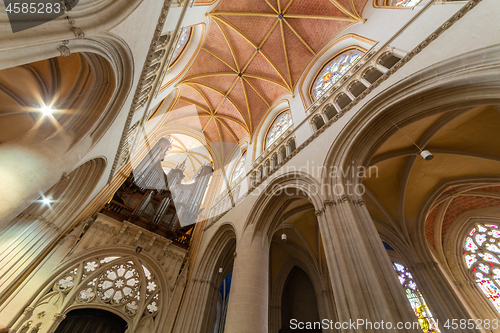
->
40, 105, 54, 116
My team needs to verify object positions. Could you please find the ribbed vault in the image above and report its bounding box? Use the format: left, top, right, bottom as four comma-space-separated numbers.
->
0, 52, 115, 144
163, 0, 367, 156
161, 134, 212, 182
425, 184, 500, 249
362, 105, 500, 250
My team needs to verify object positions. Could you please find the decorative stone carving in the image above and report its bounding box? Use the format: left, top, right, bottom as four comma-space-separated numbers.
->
426, 260, 439, 268
61, 0, 78, 11
23, 307, 34, 316
52, 312, 66, 322
57, 41, 70, 57
337, 195, 348, 204
65, 16, 75, 25
71, 27, 85, 39
314, 209, 324, 216
414, 263, 426, 270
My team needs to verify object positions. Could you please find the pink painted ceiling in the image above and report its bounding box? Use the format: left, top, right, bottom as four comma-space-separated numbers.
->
165, 0, 368, 152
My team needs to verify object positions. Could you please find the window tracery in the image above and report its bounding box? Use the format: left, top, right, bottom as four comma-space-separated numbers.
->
375, 0, 421, 6
49, 256, 161, 321
96, 263, 140, 305
393, 263, 440, 332
212, 273, 232, 333
464, 223, 500, 313
390, 0, 421, 6
311, 49, 363, 101
265, 111, 292, 149
231, 151, 247, 183
170, 27, 192, 67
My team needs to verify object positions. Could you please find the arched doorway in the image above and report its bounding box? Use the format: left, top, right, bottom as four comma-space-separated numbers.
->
54, 309, 127, 333
212, 273, 232, 333
252, 185, 335, 333
280, 267, 320, 333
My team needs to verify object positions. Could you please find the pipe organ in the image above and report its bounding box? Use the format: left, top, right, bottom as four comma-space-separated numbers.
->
102, 137, 213, 247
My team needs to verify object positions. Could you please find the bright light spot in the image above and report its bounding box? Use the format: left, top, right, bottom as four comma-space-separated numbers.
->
40, 105, 53, 116
42, 197, 52, 205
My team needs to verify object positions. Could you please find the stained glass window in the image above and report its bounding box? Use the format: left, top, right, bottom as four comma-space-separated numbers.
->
265, 111, 292, 149
212, 273, 232, 333
311, 49, 363, 101
393, 263, 441, 332
231, 151, 246, 182
170, 27, 191, 66
464, 223, 500, 313
390, 0, 421, 6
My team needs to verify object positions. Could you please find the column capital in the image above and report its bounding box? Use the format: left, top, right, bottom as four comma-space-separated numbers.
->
355, 199, 365, 206
426, 260, 439, 268
323, 200, 336, 207
414, 263, 426, 270
337, 195, 349, 204
23, 306, 34, 316
412, 261, 439, 270
52, 312, 66, 322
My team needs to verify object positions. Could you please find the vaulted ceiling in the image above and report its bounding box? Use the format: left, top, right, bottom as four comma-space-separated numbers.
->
0, 54, 85, 143
161, 134, 212, 183
163, 0, 367, 156
362, 105, 500, 249
0, 52, 115, 145
425, 184, 500, 250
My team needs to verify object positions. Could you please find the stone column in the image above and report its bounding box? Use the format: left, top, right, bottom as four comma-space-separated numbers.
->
321, 113, 329, 125
355, 199, 484, 333
0, 215, 61, 299
224, 228, 269, 333
318, 196, 420, 332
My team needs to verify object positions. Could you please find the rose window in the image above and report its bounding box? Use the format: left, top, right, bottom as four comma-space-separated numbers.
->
97, 263, 140, 304
55, 256, 162, 319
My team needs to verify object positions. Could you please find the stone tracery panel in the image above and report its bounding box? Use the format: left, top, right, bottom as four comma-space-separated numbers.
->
14, 255, 165, 333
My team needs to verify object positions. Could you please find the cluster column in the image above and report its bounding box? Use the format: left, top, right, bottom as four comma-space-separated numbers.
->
355, 197, 484, 333
318, 195, 419, 332
224, 227, 269, 333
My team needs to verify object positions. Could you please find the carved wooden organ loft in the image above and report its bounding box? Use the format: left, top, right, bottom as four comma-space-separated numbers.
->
101, 137, 213, 248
